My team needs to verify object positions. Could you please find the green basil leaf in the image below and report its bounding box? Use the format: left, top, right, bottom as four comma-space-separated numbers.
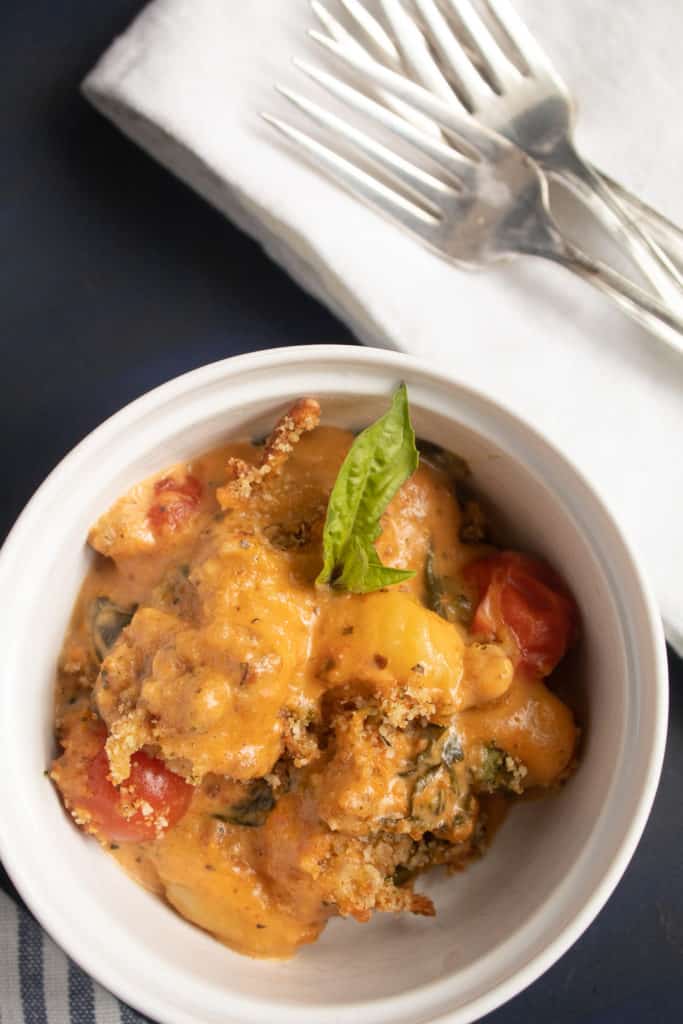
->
336, 534, 416, 592
317, 383, 419, 593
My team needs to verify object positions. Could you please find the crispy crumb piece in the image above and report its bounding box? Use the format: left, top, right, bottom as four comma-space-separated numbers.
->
105, 708, 151, 784
217, 398, 320, 508
408, 892, 436, 917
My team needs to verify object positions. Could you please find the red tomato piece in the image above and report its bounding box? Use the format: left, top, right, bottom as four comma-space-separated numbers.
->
147, 474, 202, 535
81, 741, 193, 843
463, 551, 578, 676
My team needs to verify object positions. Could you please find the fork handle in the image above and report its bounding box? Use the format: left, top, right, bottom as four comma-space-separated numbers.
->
593, 168, 683, 272
556, 146, 683, 311
528, 228, 683, 354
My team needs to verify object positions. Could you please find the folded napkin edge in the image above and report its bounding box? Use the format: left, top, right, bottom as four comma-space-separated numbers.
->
82, 77, 397, 342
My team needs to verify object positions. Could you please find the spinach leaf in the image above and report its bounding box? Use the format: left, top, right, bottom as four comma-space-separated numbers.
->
399, 725, 468, 830
89, 597, 137, 662
424, 548, 448, 619
416, 439, 471, 483
473, 743, 528, 795
424, 547, 473, 626
317, 384, 419, 593
442, 733, 464, 766
212, 779, 275, 828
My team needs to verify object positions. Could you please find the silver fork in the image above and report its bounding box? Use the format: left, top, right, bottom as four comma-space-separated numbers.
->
313, 0, 683, 298
263, 36, 683, 352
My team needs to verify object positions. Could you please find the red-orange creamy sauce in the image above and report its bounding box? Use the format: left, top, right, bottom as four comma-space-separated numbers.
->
51, 399, 580, 958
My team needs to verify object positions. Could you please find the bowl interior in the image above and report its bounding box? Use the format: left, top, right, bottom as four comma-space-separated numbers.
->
0, 350, 664, 1024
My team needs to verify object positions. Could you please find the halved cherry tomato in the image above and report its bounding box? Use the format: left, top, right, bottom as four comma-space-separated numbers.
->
147, 474, 202, 535
81, 740, 193, 843
463, 551, 578, 676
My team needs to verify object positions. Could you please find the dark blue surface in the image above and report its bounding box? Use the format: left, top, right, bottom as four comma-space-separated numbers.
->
1, 3, 681, 1021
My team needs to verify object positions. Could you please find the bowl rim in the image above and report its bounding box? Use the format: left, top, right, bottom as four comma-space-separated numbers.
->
0, 344, 668, 1024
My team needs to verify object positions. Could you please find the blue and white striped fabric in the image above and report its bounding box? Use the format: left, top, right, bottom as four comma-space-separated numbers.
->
1, 867, 152, 1024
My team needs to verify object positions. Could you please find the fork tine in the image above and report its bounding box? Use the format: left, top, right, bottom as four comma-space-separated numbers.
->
311, 2, 396, 71
484, 0, 552, 76
378, 0, 457, 105
311, 0, 352, 45
310, 28, 503, 162
336, 0, 401, 66
262, 111, 438, 236
311, 2, 380, 57
443, 0, 518, 90
414, 0, 490, 111
294, 58, 469, 183
274, 82, 449, 212
311, 1, 444, 138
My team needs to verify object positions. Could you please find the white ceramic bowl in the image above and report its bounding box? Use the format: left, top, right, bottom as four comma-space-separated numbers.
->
0, 346, 667, 1024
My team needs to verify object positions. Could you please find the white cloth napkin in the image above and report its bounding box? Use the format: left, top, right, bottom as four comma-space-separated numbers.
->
83, 0, 683, 654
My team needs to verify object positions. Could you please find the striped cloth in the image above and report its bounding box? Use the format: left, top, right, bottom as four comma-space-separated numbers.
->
1, 865, 151, 1024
